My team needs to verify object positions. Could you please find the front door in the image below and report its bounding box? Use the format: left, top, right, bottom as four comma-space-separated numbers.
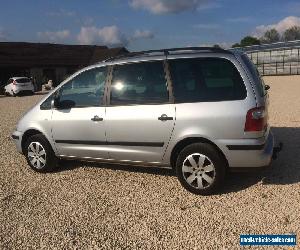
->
105, 60, 175, 163
51, 66, 109, 159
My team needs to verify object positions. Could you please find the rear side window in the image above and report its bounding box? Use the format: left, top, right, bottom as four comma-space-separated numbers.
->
169, 57, 246, 103
110, 61, 169, 105
241, 54, 265, 97
16, 78, 30, 83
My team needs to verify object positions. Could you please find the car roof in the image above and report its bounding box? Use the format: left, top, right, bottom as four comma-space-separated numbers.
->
10, 77, 30, 80
90, 46, 236, 67
73, 46, 243, 75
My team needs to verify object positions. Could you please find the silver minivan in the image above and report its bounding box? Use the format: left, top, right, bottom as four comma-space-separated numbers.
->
12, 47, 276, 195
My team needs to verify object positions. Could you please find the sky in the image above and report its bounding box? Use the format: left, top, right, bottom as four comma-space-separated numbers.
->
0, 0, 300, 51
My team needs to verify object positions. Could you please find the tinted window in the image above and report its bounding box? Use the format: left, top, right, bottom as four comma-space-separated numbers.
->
58, 67, 107, 108
110, 61, 169, 105
169, 58, 246, 103
16, 78, 31, 83
241, 54, 265, 96
40, 94, 54, 110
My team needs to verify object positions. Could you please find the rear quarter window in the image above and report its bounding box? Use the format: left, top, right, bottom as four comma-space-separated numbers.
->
169, 57, 246, 103
241, 54, 265, 97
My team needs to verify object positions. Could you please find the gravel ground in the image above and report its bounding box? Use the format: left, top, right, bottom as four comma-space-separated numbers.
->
0, 76, 299, 249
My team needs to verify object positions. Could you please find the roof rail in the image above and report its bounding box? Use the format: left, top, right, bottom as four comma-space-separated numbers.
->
103, 46, 230, 62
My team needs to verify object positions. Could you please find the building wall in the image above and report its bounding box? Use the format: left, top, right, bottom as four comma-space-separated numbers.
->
29, 67, 72, 91
56, 68, 68, 83
0, 43, 128, 89
30, 68, 43, 90
0, 66, 75, 91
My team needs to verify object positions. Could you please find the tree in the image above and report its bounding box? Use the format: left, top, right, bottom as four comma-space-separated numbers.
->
231, 43, 240, 48
283, 26, 300, 41
213, 44, 221, 48
261, 28, 280, 44
239, 36, 261, 47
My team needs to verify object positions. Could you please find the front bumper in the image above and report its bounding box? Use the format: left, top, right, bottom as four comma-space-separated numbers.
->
11, 130, 23, 153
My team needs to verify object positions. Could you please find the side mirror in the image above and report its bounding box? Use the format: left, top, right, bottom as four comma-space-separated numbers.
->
51, 97, 75, 110
265, 85, 270, 91
56, 99, 76, 109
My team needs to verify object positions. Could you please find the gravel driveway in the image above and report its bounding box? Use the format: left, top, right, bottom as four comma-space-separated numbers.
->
0, 76, 299, 249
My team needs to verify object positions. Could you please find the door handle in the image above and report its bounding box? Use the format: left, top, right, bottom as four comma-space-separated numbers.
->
91, 115, 103, 122
158, 114, 173, 121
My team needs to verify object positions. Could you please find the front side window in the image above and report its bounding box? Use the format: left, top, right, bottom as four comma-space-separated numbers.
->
58, 67, 107, 108
110, 61, 169, 105
169, 57, 247, 103
40, 94, 54, 110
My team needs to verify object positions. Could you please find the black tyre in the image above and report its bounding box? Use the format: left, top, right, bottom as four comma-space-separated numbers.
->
24, 134, 58, 173
175, 143, 226, 195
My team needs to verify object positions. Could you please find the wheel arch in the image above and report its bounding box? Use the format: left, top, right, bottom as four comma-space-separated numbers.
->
21, 129, 54, 154
170, 137, 229, 169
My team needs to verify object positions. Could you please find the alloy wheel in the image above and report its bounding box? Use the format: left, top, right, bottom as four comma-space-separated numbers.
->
182, 153, 216, 189
27, 142, 47, 169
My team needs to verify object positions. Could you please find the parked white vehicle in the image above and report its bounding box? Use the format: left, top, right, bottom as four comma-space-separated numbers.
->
5, 77, 34, 96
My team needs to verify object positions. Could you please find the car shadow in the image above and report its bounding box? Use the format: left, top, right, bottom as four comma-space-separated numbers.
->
221, 126, 300, 194
261, 127, 300, 185
56, 126, 300, 194
34, 91, 49, 96
17, 91, 36, 97
1, 92, 34, 97
57, 159, 175, 177
0, 91, 48, 97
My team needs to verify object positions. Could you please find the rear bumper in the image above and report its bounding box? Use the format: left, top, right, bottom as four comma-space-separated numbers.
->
14, 86, 34, 94
220, 131, 274, 169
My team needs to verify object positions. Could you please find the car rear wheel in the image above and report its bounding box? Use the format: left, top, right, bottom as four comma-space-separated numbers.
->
175, 143, 226, 195
24, 134, 58, 172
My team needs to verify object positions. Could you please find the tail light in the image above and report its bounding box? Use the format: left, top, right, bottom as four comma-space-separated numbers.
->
12, 80, 17, 85
244, 107, 267, 132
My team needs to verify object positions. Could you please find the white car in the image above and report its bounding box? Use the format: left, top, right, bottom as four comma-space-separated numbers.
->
5, 77, 34, 96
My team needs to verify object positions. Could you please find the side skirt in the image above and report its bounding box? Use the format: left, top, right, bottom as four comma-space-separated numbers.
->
58, 155, 171, 169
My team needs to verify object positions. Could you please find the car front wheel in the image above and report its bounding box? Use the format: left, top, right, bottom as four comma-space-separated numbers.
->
24, 134, 58, 172
175, 143, 226, 195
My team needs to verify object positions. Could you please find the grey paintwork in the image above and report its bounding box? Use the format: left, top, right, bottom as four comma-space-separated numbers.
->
12, 49, 274, 169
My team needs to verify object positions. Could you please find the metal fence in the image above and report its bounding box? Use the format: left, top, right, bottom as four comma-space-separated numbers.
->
247, 48, 300, 76
236, 40, 300, 76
